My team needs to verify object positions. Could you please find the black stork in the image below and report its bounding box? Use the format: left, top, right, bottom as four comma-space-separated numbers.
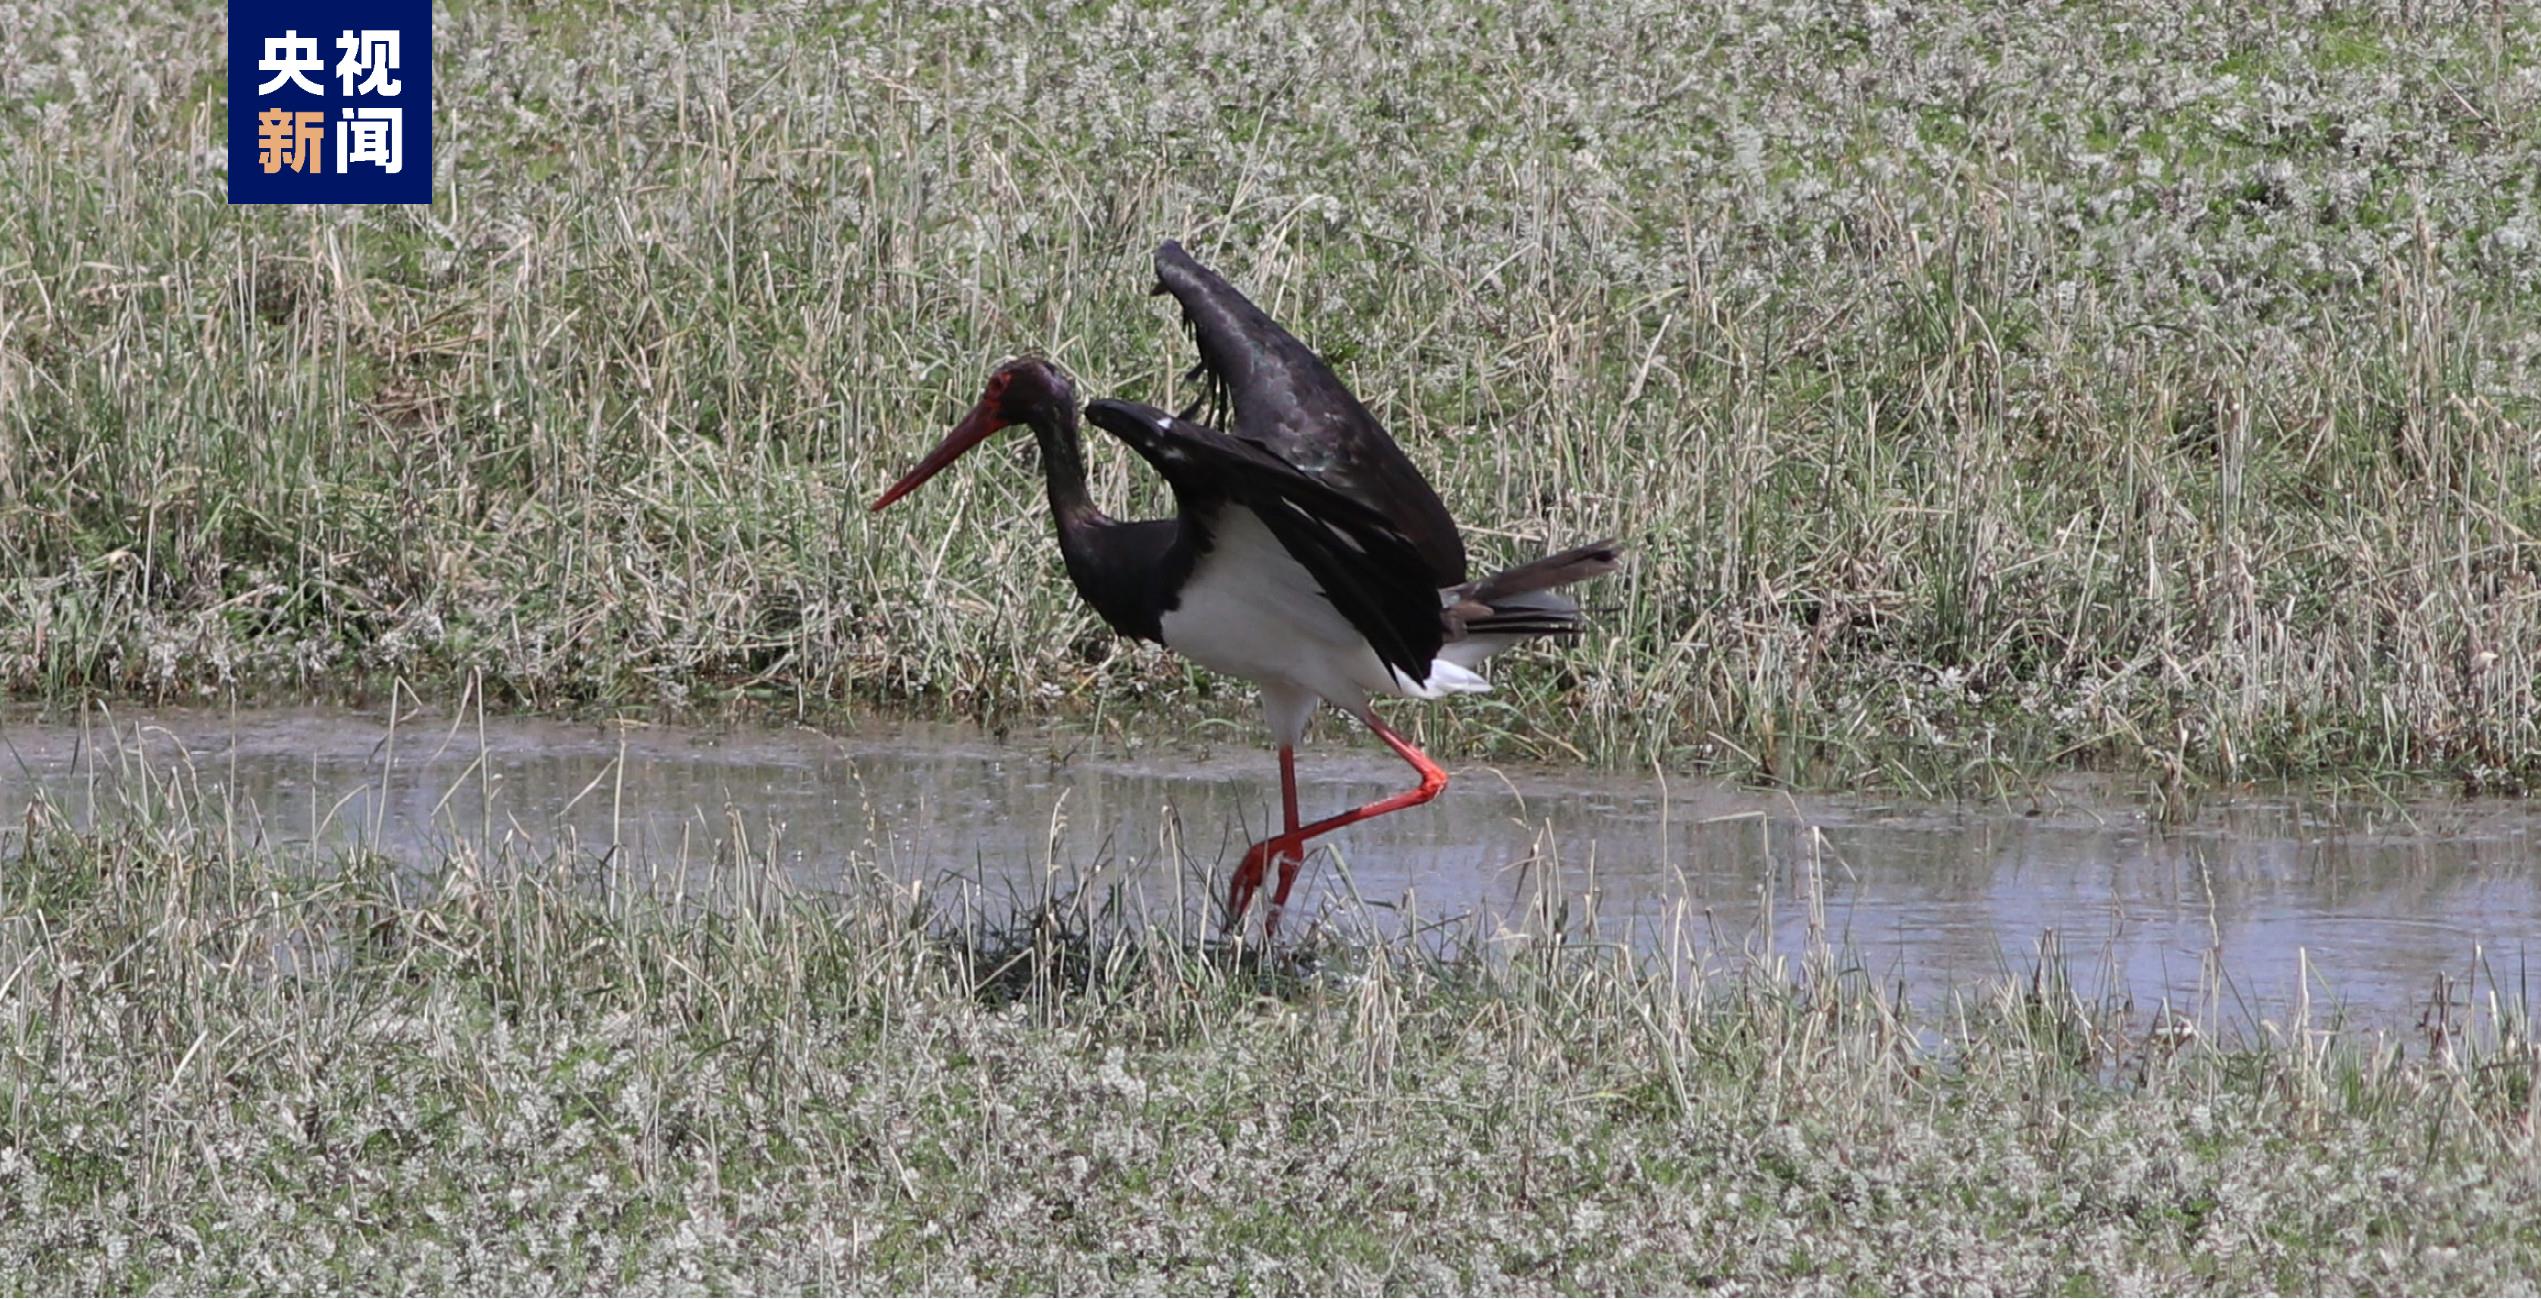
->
871, 241, 1619, 938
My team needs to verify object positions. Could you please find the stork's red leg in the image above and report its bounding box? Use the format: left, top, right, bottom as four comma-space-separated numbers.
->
1280, 743, 1302, 839
1260, 744, 1305, 936
1247, 714, 1449, 939
1224, 745, 1300, 933
1226, 847, 1265, 934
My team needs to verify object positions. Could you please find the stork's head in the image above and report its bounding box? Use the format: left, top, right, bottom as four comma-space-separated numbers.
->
871, 357, 1075, 511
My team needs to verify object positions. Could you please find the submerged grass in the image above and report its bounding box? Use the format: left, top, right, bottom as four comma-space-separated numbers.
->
3, 0, 2540, 791
4, 767, 2540, 1292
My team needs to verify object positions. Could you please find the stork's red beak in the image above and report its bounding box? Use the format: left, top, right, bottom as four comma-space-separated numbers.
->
870, 402, 1005, 511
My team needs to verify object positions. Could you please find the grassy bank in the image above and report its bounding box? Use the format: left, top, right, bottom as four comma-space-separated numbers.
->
3, 1, 2539, 788
2, 788, 2536, 1293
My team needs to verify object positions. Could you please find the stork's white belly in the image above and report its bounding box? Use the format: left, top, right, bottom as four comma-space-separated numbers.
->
1158, 507, 1403, 708
1158, 505, 1498, 757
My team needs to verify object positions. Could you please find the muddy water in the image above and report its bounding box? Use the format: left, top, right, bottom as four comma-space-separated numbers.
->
4, 707, 2535, 1030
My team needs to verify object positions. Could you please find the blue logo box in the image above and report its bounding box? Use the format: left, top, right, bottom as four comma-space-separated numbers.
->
228, 0, 432, 204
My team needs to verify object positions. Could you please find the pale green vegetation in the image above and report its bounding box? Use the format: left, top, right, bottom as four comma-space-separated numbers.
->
3, 765, 2537, 1293
2, 1, 2537, 790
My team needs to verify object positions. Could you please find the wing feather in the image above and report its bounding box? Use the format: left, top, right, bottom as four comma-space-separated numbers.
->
1150, 241, 1469, 586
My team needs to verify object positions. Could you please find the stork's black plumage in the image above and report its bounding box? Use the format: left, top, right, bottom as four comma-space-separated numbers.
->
1082, 397, 1445, 687
1151, 241, 1469, 588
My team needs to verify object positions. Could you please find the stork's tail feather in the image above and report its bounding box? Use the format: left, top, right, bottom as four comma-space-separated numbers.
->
1461, 539, 1623, 605
1442, 539, 1622, 642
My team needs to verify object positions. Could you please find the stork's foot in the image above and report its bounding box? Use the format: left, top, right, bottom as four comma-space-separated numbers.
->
1225, 835, 1305, 940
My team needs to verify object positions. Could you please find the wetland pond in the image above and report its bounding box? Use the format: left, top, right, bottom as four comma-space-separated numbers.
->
4, 706, 2534, 1035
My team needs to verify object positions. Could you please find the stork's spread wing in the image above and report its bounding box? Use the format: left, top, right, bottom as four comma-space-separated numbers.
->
1084, 398, 1445, 683
1151, 241, 1469, 587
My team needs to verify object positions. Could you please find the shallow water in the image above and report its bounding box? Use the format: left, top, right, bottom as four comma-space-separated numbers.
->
3, 705, 2534, 1032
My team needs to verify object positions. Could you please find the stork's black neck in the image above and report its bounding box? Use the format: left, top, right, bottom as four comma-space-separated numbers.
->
1021, 402, 1186, 644
1025, 400, 1097, 526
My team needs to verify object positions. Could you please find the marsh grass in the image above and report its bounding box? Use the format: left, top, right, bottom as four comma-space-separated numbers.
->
3, 0, 2539, 792
4, 763, 2540, 1293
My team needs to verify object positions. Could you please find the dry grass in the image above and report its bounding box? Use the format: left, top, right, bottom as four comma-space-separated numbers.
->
4, 747, 2539, 1293
2, 0, 2538, 793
